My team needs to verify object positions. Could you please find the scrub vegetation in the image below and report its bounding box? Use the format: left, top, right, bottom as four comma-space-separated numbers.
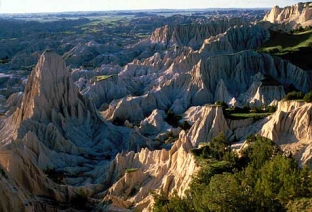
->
153, 133, 312, 212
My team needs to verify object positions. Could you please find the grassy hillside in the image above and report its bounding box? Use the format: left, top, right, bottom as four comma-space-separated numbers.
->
258, 29, 312, 70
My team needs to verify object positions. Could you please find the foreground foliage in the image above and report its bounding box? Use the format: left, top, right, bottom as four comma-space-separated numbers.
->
153, 134, 312, 212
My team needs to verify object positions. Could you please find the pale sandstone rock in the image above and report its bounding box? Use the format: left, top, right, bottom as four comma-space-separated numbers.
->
263, 2, 312, 29
98, 132, 196, 211
1, 92, 24, 116
260, 101, 312, 165
91, 25, 305, 123
238, 81, 285, 107
214, 79, 237, 106
263, 5, 283, 23
0, 161, 32, 212
186, 105, 232, 147
0, 52, 154, 210
139, 109, 170, 136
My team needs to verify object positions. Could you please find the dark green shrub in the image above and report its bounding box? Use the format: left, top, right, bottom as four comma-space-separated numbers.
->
284, 91, 304, 100
266, 105, 277, 113
304, 91, 312, 102
125, 168, 138, 173
215, 101, 228, 109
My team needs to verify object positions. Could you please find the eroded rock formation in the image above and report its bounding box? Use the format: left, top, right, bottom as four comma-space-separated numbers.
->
263, 2, 312, 29
260, 101, 312, 165
0, 12, 312, 212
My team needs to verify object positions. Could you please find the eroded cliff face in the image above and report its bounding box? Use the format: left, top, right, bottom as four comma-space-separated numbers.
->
0, 52, 154, 211
99, 134, 196, 211
100, 24, 312, 124
260, 101, 312, 165
148, 18, 247, 50
102, 48, 311, 123
0, 14, 312, 212
0, 157, 32, 212
263, 2, 312, 29
199, 25, 269, 57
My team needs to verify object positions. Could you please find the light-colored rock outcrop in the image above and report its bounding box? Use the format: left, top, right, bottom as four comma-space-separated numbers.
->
139, 109, 171, 136
238, 80, 285, 107
98, 131, 196, 212
0, 91, 23, 116
260, 101, 312, 165
263, 2, 312, 29
0, 161, 32, 212
185, 105, 232, 147
100, 24, 309, 124
0, 51, 154, 210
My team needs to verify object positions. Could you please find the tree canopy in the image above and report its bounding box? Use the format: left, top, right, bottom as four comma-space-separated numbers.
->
153, 134, 312, 212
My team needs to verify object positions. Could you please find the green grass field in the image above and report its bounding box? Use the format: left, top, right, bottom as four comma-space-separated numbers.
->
260, 29, 312, 53
258, 29, 312, 70
229, 112, 272, 119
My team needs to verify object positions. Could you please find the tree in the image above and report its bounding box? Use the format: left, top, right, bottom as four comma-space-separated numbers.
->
152, 189, 170, 212
205, 173, 249, 212
209, 132, 228, 160
152, 190, 189, 212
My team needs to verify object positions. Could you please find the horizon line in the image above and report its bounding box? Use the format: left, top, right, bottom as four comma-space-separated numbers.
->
0, 7, 271, 15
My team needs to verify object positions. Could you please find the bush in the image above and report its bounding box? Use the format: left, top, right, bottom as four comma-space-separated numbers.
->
191, 132, 233, 161
266, 105, 277, 113
304, 91, 312, 102
284, 91, 304, 100
125, 168, 138, 173
215, 101, 228, 109
152, 189, 189, 212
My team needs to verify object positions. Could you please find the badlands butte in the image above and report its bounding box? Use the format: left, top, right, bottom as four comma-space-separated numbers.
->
0, 2, 312, 212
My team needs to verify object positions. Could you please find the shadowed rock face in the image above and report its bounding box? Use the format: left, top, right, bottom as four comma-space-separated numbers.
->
148, 18, 247, 50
